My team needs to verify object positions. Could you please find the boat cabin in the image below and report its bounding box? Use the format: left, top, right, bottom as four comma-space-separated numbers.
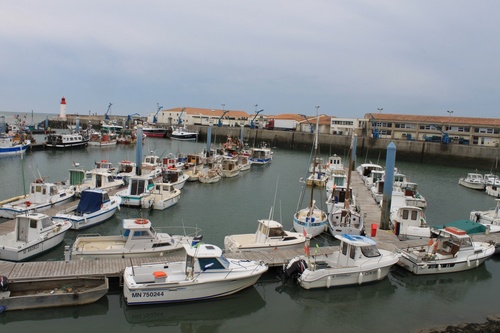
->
254, 219, 293, 243
430, 227, 473, 257
122, 218, 162, 242
94, 160, 115, 172
128, 176, 155, 195
29, 181, 67, 203
327, 154, 344, 171
14, 213, 55, 243
184, 243, 230, 275
334, 234, 381, 266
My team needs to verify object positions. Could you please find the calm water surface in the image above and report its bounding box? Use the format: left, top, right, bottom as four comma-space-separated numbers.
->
1, 132, 500, 333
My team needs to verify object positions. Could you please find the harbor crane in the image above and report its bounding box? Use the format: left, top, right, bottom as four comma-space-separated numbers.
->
251, 109, 264, 129
431, 124, 451, 144
218, 110, 230, 127
299, 114, 314, 133
104, 103, 112, 121
177, 108, 186, 126
368, 113, 380, 139
152, 103, 163, 124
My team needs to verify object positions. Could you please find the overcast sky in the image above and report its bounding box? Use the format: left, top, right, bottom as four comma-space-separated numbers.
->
1, 1, 499, 118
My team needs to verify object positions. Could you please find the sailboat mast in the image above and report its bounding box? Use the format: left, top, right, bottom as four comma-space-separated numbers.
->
345, 134, 355, 209
308, 107, 320, 214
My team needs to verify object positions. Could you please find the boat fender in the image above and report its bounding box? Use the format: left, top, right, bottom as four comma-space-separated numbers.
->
377, 268, 381, 280
0, 276, 9, 292
358, 272, 363, 285
326, 276, 332, 288
25, 201, 31, 207
135, 218, 149, 224
73, 292, 79, 300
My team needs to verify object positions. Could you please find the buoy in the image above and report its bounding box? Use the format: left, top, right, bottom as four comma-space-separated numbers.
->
135, 218, 149, 224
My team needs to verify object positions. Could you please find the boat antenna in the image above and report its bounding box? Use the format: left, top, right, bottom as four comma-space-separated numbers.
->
269, 175, 280, 220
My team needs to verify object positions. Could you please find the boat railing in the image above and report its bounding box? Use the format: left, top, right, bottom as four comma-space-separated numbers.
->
153, 226, 202, 237
222, 261, 266, 279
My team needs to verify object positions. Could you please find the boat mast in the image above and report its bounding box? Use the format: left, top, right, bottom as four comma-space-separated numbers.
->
308, 107, 320, 215
345, 134, 355, 209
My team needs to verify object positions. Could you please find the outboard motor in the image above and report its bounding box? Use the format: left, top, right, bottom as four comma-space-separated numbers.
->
284, 259, 308, 279
0, 276, 9, 292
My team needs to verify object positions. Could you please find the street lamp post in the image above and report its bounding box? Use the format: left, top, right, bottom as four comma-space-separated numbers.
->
447, 110, 454, 116
378, 108, 383, 113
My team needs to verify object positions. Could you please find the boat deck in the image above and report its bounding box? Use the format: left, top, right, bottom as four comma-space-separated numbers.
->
1, 172, 499, 281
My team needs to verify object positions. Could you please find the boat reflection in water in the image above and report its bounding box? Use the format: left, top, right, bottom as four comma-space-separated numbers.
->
389, 264, 492, 302
122, 286, 266, 329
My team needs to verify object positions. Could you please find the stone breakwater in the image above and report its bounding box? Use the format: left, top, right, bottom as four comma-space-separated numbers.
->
416, 314, 500, 333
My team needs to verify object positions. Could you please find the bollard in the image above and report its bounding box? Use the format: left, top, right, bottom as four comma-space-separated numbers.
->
371, 223, 378, 237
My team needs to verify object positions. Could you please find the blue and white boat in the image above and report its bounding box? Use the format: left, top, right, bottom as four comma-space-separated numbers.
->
0, 133, 30, 156
53, 189, 121, 230
249, 142, 272, 165
284, 234, 399, 289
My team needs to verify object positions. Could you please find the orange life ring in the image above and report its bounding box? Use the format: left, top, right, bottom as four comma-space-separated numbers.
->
135, 218, 149, 224
101, 160, 107, 163
122, 160, 131, 164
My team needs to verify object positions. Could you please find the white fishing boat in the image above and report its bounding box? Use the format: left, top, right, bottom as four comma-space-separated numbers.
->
162, 165, 189, 189
141, 153, 163, 181
45, 132, 89, 149
123, 242, 268, 305
458, 172, 485, 190
221, 156, 240, 178
390, 205, 430, 240
73, 167, 124, 197
485, 173, 500, 186
397, 226, 495, 275
237, 153, 251, 171
284, 234, 399, 289
140, 183, 181, 210
0, 179, 75, 219
249, 143, 272, 165
70, 218, 199, 260
52, 189, 121, 230
198, 168, 222, 184
486, 185, 500, 198
470, 199, 500, 232
325, 171, 349, 213
0, 276, 109, 312
115, 160, 137, 185
0, 213, 71, 261
169, 125, 198, 141
116, 174, 155, 207
224, 219, 308, 252
356, 162, 383, 187
0, 133, 30, 156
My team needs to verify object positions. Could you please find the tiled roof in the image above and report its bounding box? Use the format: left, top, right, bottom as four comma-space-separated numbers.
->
365, 113, 500, 126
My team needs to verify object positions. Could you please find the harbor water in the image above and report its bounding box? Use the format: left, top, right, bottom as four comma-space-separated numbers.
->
1, 124, 500, 332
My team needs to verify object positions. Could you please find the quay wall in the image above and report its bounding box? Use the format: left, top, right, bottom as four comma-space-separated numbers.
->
54, 115, 499, 169
196, 126, 499, 169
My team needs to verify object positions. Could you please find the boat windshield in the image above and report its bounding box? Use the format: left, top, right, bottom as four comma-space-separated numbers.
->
361, 245, 381, 258
198, 257, 228, 270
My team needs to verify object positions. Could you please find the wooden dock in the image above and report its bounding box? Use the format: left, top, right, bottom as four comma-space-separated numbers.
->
1, 171, 499, 282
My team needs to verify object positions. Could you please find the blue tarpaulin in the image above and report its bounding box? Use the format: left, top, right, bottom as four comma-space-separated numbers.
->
76, 190, 103, 214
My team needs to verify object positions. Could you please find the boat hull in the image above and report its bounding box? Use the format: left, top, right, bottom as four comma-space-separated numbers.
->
123, 265, 266, 305
0, 277, 108, 311
0, 194, 75, 219
458, 179, 485, 190
53, 204, 120, 230
397, 244, 495, 275
0, 226, 70, 261
0, 143, 30, 156
298, 261, 396, 289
